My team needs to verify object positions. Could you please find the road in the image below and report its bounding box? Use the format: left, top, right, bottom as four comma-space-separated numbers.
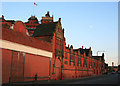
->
48, 73, 119, 85
7, 73, 119, 86
65, 73, 118, 84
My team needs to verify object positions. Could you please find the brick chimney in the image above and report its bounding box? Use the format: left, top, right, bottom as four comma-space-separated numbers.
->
2, 15, 4, 19
68, 44, 70, 48
82, 46, 83, 49
112, 62, 114, 67
58, 18, 61, 22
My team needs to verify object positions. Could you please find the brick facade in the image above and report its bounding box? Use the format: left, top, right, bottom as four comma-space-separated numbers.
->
1, 12, 105, 84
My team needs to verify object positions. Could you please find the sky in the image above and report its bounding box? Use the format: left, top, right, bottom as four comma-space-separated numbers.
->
1, 1, 118, 66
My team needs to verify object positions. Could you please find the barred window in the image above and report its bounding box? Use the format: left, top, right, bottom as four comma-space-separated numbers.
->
94, 61, 96, 67
71, 55, 74, 61
65, 61, 68, 65
65, 53, 68, 59
77, 57, 82, 67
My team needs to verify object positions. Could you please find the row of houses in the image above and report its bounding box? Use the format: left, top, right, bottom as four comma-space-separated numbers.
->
0, 11, 106, 84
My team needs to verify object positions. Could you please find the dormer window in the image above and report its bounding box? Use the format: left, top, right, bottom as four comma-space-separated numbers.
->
57, 28, 61, 32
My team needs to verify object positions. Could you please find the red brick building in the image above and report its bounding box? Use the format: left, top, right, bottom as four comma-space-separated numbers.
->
0, 12, 105, 84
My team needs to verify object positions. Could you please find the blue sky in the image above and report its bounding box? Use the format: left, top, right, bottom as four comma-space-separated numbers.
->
2, 2, 118, 66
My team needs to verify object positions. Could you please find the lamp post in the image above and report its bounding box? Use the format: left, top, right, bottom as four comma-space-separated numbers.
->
97, 51, 105, 56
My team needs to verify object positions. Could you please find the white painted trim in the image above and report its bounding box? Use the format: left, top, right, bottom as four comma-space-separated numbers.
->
0, 39, 52, 58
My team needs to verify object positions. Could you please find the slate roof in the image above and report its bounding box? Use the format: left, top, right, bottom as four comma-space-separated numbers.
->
32, 22, 58, 37
73, 48, 91, 57
105, 63, 108, 67
92, 56, 103, 61
2, 27, 53, 52
0, 18, 15, 24
6, 20, 15, 23
24, 16, 39, 24
113, 66, 118, 68
28, 16, 38, 20
109, 66, 118, 68
79, 48, 90, 56
27, 28, 36, 31
66, 47, 70, 50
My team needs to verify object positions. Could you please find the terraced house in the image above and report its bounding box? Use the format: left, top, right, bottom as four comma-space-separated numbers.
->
0, 11, 105, 84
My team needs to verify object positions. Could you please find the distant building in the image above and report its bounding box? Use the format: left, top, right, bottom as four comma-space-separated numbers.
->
111, 62, 118, 72
112, 62, 114, 67
118, 65, 120, 71
113, 66, 118, 72
104, 63, 108, 73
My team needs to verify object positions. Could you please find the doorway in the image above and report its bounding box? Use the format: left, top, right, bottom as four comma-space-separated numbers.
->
9, 51, 25, 83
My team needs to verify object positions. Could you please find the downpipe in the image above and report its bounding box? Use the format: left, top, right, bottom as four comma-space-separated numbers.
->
49, 58, 51, 82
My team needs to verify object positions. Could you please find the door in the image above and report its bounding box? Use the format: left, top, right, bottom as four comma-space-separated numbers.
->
54, 57, 61, 80
10, 51, 25, 83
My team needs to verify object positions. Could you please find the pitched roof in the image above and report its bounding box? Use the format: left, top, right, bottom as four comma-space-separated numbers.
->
27, 28, 35, 31
32, 22, 58, 37
79, 48, 90, 56
66, 47, 70, 50
92, 56, 103, 61
109, 66, 118, 68
6, 20, 15, 24
2, 27, 52, 52
28, 16, 38, 20
92, 56, 100, 60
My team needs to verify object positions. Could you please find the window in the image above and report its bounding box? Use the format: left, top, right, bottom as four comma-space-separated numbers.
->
55, 38, 64, 51
65, 61, 68, 65
70, 54, 75, 66
91, 59, 92, 67
83, 58, 87, 67
57, 28, 59, 31
71, 55, 74, 61
89, 59, 91, 68
77, 57, 81, 66
80, 57, 82, 67
97, 63, 98, 67
65, 53, 68, 59
60, 40, 62, 51
94, 61, 96, 67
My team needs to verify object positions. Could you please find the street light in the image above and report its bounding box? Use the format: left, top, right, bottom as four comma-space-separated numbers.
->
97, 51, 105, 56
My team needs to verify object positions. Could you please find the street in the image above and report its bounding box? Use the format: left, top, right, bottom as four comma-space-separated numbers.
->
65, 73, 118, 84
47, 73, 119, 85
8, 73, 119, 86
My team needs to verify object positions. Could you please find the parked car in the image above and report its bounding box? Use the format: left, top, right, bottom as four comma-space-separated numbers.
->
104, 72, 108, 74
118, 70, 120, 74
111, 71, 115, 74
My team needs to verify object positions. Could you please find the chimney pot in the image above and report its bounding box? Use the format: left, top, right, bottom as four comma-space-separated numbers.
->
82, 46, 83, 49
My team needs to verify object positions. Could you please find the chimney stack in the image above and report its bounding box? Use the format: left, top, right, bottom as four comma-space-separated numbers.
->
2, 15, 4, 19
59, 18, 61, 22
82, 46, 83, 49
68, 44, 69, 48
112, 62, 114, 67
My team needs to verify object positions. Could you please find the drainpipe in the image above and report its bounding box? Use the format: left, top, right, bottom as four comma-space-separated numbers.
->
9, 50, 14, 84
61, 62, 63, 80
49, 58, 51, 81
23, 53, 25, 81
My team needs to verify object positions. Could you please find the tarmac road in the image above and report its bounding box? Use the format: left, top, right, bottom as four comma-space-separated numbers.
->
66, 73, 118, 84
4, 73, 119, 86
